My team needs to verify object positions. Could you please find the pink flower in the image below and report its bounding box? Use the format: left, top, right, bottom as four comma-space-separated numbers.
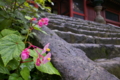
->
21, 48, 30, 60
36, 58, 41, 66
42, 18, 49, 25
41, 43, 50, 54
42, 53, 51, 64
38, 18, 49, 27
38, 20, 43, 27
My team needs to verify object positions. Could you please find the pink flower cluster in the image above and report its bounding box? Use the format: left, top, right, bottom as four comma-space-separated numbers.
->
38, 18, 49, 27
30, 18, 49, 27
21, 43, 51, 66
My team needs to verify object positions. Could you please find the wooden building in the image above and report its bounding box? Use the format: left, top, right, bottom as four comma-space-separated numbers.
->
51, 0, 120, 26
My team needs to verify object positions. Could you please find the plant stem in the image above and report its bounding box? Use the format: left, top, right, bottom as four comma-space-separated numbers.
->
24, 23, 32, 43
24, 29, 31, 43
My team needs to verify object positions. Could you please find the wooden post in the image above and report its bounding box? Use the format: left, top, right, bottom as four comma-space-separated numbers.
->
69, 0, 73, 17
84, 0, 87, 20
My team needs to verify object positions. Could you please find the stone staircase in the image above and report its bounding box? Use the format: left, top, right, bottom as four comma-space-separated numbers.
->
43, 13, 120, 59
41, 13, 120, 78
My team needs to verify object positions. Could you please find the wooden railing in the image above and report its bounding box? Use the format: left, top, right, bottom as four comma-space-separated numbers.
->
106, 19, 120, 27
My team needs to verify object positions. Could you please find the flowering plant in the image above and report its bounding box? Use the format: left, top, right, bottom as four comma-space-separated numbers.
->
21, 43, 51, 66
0, 0, 60, 80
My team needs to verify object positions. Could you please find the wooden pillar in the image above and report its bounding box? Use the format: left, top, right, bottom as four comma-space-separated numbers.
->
119, 11, 120, 22
69, 0, 73, 17
84, 0, 87, 20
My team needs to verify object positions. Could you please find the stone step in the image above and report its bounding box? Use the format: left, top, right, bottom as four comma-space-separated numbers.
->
95, 57, 120, 79
65, 27, 120, 37
48, 19, 118, 32
64, 23, 120, 33
48, 22, 113, 32
48, 23, 120, 37
48, 22, 120, 33
67, 27, 120, 37
44, 13, 120, 31
71, 43, 120, 60
53, 30, 120, 44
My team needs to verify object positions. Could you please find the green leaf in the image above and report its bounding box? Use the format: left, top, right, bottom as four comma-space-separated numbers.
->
28, 32, 37, 38
21, 29, 28, 34
30, 49, 60, 76
33, 25, 40, 30
0, 18, 4, 22
1, 29, 21, 37
20, 58, 34, 71
45, 7, 51, 12
0, 34, 25, 66
29, 49, 37, 58
31, 6, 38, 12
48, 0, 52, 2
36, 62, 61, 76
31, 32, 37, 36
7, 59, 20, 70
33, 25, 47, 34
9, 73, 23, 80
0, 33, 3, 39
0, 19, 12, 30
24, 2, 30, 7
47, 0, 54, 5
34, 13, 40, 18
0, 73, 9, 79
0, 65, 10, 74
0, 57, 10, 74
14, 11, 26, 23
28, 32, 34, 38
0, 0, 6, 6
29, 49, 42, 58
20, 67, 30, 80
17, 0, 25, 4
0, 10, 9, 18
25, 16, 32, 20
39, 28, 47, 34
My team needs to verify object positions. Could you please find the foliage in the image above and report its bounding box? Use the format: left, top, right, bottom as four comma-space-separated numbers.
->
0, 0, 61, 80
